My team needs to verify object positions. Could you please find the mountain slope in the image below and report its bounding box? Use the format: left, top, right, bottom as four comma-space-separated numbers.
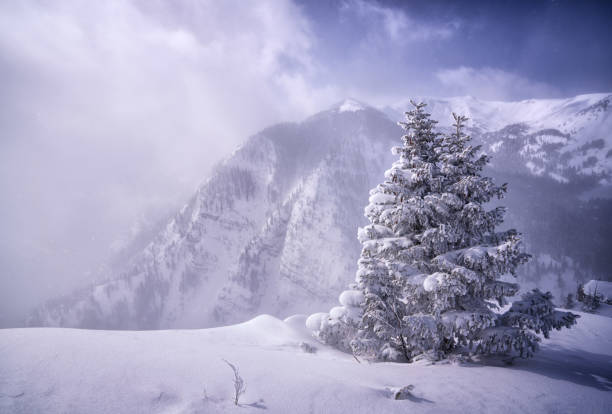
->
30, 95, 612, 329
388, 93, 612, 185
29, 102, 399, 328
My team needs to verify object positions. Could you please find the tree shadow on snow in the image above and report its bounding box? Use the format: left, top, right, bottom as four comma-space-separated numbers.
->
379, 386, 435, 404
399, 393, 435, 404
239, 399, 267, 409
476, 346, 612, 392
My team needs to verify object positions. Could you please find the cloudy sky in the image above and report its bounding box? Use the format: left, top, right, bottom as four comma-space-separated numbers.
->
1, 0, 611, 325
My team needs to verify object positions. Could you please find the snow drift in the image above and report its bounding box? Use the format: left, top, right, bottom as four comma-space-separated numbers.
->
2, 308, 612, 413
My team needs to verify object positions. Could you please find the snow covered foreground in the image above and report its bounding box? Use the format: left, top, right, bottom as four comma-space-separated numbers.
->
2, 310, 611, 414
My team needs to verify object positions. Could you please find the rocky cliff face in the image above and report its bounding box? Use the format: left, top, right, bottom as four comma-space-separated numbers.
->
30, 95, 612, 329
30, 102, 399, 328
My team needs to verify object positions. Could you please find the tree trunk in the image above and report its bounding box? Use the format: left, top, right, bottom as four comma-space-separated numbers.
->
399, 335, 411, 362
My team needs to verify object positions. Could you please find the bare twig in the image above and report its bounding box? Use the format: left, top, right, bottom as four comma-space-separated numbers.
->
222, 359, 246, 405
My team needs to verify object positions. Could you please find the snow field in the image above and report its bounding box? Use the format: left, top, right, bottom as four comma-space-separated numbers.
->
1, 308, 611, 413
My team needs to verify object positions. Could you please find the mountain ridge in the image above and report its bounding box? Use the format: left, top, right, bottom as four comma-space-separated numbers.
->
29, 93, 612, 329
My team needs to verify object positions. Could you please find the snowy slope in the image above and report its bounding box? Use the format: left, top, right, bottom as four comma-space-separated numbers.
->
2, 309, 612, 413
388, 93, 611, 133
29, 102, 399, 329
388, 93, 612, 184
30, 95, 612, 330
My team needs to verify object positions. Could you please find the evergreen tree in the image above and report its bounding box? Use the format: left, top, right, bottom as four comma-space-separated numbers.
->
308, 101, 578, 361
565, 293, 575, 309
582, 284, 601, 312
577, 284, 586, 302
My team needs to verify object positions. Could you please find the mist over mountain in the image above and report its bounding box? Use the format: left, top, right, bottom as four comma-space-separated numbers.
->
29, 94, 612, 329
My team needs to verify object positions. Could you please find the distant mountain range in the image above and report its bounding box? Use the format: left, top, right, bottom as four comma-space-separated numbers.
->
29, 93, 612, 329
386, 93, 612, 186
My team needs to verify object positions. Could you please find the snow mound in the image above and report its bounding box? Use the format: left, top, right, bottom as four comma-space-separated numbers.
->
305, 312, 328, 332
1, 311, 612, 413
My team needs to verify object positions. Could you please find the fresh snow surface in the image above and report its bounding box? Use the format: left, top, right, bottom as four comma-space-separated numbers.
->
2, 311, 612, 413
390, 93, 612, 132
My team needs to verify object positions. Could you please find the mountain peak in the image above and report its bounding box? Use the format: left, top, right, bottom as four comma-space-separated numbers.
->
30, 92, 612, 331
334, 98, 367, 113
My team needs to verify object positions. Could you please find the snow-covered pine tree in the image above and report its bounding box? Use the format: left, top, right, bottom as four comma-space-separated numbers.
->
565, 293, 575, 309
582, 284, 601, 312
307, 101, 578, 361
577, 284, 586, 302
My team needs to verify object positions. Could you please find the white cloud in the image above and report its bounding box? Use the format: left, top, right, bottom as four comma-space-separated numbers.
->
436, 66, 559, 101
0, 0, 570, 325
342, 0, 457, 43
0, 0, 337, 322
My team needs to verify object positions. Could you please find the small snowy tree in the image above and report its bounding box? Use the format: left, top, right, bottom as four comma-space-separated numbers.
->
306, 290, 363, 354
582, 284, 601, 312
308, 101, 578, 361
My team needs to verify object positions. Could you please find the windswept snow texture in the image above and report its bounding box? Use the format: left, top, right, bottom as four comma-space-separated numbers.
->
2, 310, 612, 413
30, 94, 612, 330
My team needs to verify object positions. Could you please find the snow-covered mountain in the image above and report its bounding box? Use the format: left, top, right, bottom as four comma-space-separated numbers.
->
29, 101, 398, 328
387, 93, 612, 184
29, 94, 612, 329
